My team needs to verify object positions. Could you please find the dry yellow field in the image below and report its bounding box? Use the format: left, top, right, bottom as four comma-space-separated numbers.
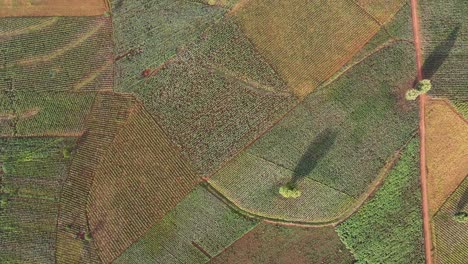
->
354, 0, 407, 24
0, 0, 108, 17
233, 0, 385, 98
426, 99, 468, 214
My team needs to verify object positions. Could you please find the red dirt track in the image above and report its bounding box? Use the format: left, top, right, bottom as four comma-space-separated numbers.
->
410, 0, 433, 263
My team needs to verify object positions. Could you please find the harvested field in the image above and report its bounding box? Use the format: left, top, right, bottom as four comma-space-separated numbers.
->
426, 99, 468, 214
0, 0, 108, 17
419, 0, 468, 100
56, 93, 136, 264
112, 0, 227, 91
87, 103, 199, 263
233, 0, 389, 97
0, 16, 113, 92
132, 19, 295, 174
336, 139, 425, 263
0, 91, 95, 136
433, 177, 468, 264
210, 224, 354, 264
209, 153, 355, 223
0, 137, 76, 263
353, 0, 407, 24
114, 186, 258, 264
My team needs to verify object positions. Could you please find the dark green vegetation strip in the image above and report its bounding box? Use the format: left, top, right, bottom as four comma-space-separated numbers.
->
0, 137, 76, 263
336, 139, 425, 264
419, 0, 467, 101
122, 17, 295, 174
0, 16, 113, 92
114, 186, 258, 264
111, 0, 227, 91
433, 177, 468, 264
56, 93, 135, 264
210, 223, 354, 264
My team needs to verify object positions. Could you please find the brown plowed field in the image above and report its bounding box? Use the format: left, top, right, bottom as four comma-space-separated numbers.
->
0, 0, 108, 17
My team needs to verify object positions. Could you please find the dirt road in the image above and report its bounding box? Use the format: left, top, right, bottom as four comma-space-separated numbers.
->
410, 0, 433, 263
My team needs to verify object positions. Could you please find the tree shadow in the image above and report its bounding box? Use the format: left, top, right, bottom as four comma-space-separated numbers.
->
414, 26, 460, 86
456, 186, 468, 211
289, 128, 338, 187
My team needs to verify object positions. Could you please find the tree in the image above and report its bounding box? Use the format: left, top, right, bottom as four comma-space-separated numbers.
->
417, 79, 432, 93
453, 211, 468, 223
279, 183, 302, 198
405, 89, 421, 100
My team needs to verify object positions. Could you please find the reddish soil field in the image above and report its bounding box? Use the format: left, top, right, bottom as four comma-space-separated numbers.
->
0, 0, 109, 17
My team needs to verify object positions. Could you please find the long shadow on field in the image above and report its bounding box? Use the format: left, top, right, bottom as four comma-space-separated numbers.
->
289, 128, 337, 186
421, 26, 460, 81
456, 186, 468, 211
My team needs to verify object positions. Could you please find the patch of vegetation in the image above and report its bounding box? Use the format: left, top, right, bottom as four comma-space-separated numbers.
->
453, 211, 468, 223
279, 183, 301, 198
406, 79, 432, 100
336, 139, 425, 264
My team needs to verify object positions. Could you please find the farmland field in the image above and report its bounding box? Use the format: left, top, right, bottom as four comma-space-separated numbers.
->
56, 93, 135, 264
0, 16, 113, 92
0, 0, 109, 17
129, 18, 295, 174
114, 186, 258, 264
419, 0, 468, 100
336, 139, 425, 264
426, 99, 468, 214
354, 0, 407, 24
87, 103, 199, 263
210, 224, 354, 264
233, 0, 392, 97
0, 137, 76, 263
433, 177, 468, 264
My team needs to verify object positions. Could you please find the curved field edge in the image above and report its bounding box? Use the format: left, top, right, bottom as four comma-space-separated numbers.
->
0, 0, 109, 17
336, 139, 425, 264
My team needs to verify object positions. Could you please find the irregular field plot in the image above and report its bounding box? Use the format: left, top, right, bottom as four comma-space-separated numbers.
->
353, 0, 407, 24
134, 19, 295, 174
210, 224, 354, 264
0, 91, 95, 136
88, 103, 199, 263
233, 0, 381, 97
0, 16, 113, 92
0, 0, 108, 17
115, 186, 258, 264
426, 99, 468, 214
210, 153, 355, 222
112, 0, 226, 91
56, 93, 135, 264
433, 177, 468, 264
419, 0, 468, 100
0, 137, 76, 263
336, 139, 425, 264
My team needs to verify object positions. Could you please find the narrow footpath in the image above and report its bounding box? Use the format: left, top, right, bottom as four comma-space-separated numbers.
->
410, 0, 433, 263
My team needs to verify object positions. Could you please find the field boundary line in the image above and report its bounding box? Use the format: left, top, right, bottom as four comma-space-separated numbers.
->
350, 0, 384, 27
429, 97, 468, 123
0, 17, 59, 39
73, 59, 113, 91
431, 175, 468, 218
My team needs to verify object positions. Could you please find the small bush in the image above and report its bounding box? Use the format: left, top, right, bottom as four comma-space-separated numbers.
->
279, 184, 302, 198
417, 79, 432, 93
405, 89, 421, 100
84, 232, 93, 241
453, 212, 468, 223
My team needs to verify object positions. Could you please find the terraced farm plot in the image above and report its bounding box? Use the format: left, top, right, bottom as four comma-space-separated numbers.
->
336, 139, 425, 264
133, 19, 295, 174
209, 153, 355, 223
87, 103, 199, 263
426, 99, 468, 214
210, 224, 354, 264
246, 42, 418, 198
0, 16, 113, 92
0, 137, 76, 263
112, 0, 227, 91
354, 0, 407, 24
114, 186, 258, 264
0, 91, 95, 136
433, 177, 468, 264
233, 0, 389, 97
0, 0, 109, 17
56, 93, 136, 264
419, 0, 468, 100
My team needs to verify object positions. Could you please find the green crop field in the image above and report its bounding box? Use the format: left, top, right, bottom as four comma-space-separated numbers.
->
127, 18, 295, 174
336, 139, 425, 264
0, 137, 76, 263
0, 16, 113, 92
111, 0, 228, 91
210, 224, 354, 264
433, 177, 468, 264
114, 186, 258, 264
